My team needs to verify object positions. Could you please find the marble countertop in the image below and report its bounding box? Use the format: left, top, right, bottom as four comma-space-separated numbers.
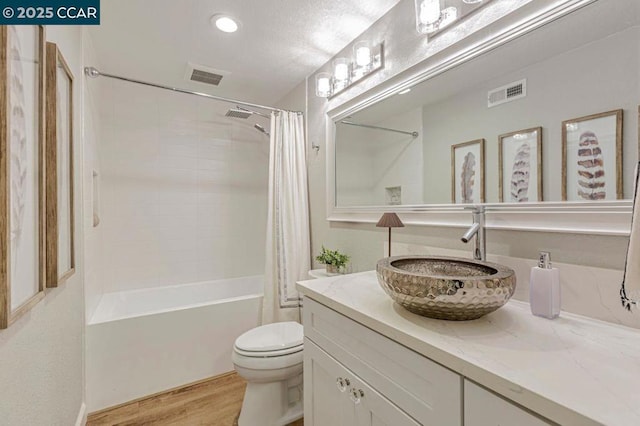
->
297, 271, 640, 426
308, 269, 334, 279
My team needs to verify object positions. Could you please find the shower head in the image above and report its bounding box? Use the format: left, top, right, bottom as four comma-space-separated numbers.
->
254, 124, 270, 137
225, 108, 253, 119
225, 106, 270, 120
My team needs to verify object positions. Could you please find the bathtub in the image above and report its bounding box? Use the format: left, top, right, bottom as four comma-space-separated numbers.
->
86, 275, 263, 412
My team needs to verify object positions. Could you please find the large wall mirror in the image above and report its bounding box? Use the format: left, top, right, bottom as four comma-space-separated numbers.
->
332, 0, 638, 225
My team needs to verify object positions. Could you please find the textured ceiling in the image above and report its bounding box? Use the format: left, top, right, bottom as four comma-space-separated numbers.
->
88, 0, 401, 107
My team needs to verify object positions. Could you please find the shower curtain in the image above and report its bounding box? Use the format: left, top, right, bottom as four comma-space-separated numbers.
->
262, 111, 310, 324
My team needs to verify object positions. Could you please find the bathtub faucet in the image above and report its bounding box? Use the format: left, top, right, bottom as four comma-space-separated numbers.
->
461, 206, 486, 261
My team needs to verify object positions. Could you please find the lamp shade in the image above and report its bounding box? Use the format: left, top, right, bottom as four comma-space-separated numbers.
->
376, 213, 404, 228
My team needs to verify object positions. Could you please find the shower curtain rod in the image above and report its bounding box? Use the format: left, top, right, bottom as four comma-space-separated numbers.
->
84, 67, 300, 114
340, 120, 419, 138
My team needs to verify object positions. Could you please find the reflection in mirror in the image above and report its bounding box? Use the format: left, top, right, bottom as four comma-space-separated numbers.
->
335, 0, 639, 207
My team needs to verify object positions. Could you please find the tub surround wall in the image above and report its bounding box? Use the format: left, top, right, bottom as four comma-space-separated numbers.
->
0, 26, 86, 425
96, 82, 269, 294
295, 0, 635, 328
83, 29, 105, 323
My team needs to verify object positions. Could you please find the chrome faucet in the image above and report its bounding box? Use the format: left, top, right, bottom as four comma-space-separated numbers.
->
461, 206, 486, 261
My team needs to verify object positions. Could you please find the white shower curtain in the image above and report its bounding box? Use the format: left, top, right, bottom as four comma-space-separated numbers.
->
262, 111, 310, 324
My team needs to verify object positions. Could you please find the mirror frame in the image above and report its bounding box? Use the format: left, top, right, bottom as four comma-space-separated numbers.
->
326, 0, 632, 236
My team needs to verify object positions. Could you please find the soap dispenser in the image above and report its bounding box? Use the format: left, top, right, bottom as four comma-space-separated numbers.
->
529, 252, 561, 319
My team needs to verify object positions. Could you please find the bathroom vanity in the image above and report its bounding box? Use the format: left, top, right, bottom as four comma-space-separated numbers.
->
297, 272, 640, 426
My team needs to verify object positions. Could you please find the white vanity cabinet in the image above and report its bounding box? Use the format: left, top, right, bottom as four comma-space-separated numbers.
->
303, 298, 462, 426
298, 272, 640, 425
464, 381, 551, 426
305, 340, 420, 426
303, 297, 555, 426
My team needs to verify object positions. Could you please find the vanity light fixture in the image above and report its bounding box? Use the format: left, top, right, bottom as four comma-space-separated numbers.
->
414, 0, 489, 36
333, 57, 351, 92
353, 40, 372, 80
211, 14, 239, 33
440, 7, 459, 27
314, 42, 384, 98
417, 0, 442, 33
315, 72, 332, 98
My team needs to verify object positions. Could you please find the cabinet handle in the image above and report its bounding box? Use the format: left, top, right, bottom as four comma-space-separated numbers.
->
350, 388, 364, 404
336, 377, 351, 392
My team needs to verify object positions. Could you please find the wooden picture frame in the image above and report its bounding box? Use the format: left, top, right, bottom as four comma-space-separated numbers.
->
498, 127, 543, 202
45, 42, 75, 288
0, 25, 46, 329
562, 109, 623, 201
451, 139, 485, 204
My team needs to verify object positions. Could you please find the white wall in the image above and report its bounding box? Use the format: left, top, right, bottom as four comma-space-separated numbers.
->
95, 81, 269, 295
300, 0, 638, 329
0, 26, 86, 425
83, 29, 104, 323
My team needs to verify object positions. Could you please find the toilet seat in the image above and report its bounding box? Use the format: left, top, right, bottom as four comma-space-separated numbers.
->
234, 344, 303, 358
235, 321, 303, 355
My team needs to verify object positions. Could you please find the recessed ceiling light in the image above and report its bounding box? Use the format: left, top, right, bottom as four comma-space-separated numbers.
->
398, 88, 411, 95
211, 14, 239, 33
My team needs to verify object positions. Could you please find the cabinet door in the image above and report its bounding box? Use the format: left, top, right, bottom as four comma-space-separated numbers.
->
305, 339, 419, 426
351, 371, 420, 426
304, 297, 462, 426
304, 338, 355, 426
465, 380, 552, 426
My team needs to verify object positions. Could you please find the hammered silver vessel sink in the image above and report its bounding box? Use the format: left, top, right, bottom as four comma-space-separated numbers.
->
376, 255, 516, 321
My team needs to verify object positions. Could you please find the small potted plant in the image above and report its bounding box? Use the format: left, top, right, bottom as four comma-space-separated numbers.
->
315, 246, 350, 275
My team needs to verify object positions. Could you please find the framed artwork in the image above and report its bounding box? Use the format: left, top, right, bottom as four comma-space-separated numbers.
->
451, 139, 484, 204
562, 109, 623, 201
498, 127, 543, 202
45, 42, 75, 288
0, 25, 46, 329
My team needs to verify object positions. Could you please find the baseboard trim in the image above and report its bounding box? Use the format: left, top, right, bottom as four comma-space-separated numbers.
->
87, 371, 236, 419
75, 402, 87, 426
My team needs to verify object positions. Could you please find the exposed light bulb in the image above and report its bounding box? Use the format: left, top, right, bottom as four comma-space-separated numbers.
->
419, 0, 441, 25
334, 59, 350, 81
318, 78, 330, 93
354, 41, 372, 67
316, 73, 331, 98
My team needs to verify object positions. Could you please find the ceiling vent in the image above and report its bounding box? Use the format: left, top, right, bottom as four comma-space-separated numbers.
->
184, 62, 230, 86
487, 79, 527, 108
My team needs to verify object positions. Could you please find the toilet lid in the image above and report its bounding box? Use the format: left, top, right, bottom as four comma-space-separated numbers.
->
235, 321, 303, 353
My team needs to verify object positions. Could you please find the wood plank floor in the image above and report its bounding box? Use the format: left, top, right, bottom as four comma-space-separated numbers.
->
87, 372, 304, 426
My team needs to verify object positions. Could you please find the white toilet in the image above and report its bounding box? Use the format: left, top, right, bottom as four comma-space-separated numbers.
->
232, 321, 304, 426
